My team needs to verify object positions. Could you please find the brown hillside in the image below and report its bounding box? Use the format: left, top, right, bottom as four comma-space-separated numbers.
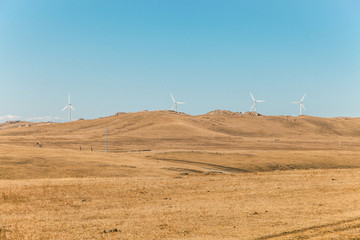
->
2, 111, 360, 239
0, 110, 359, 151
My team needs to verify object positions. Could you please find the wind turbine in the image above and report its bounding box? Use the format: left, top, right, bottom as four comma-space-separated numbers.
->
292, 94, 306, 116
62, 93, 75, 122
250, 92, 265, 112
171, 93, 185, 112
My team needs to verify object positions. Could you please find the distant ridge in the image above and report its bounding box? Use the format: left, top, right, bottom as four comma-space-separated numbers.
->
0, 120, 51, 130
206, 110, 242, 116
1, 110, 360, 151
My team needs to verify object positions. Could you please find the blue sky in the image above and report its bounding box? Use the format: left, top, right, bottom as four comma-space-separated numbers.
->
0, 0, 359, 121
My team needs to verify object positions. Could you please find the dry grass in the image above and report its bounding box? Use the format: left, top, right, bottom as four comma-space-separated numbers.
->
1, 169, 360, 239
151, 150, 360, 173
1, 111, 360, 152
1, 111, 360, 239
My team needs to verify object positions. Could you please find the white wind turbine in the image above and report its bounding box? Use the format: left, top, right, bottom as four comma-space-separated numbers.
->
292, 94, 306, 116
62, 93, 75, 122
171, 93, 185, 112
250, 92, 265, 112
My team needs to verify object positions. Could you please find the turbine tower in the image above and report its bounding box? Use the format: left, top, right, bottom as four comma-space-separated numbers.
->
292, 94, 306, 116
250, 92, 264, 112
171, 93, 185, 112
62, 93, 75, 122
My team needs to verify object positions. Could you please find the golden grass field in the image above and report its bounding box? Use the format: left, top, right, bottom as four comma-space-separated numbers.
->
1, 110, 360, 239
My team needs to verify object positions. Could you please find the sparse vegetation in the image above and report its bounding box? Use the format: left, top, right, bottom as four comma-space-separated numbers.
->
1, 111, 360, 239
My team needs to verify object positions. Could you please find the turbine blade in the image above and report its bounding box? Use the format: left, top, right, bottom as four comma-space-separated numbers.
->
177, 102, 185, 104
301, 93, 306, 102
68, 93, 71, 104
70, 105, 75, 111
301, 103, 306, 111
256, 100, 265, 103
62, 105, 68, 111
250, 103, 255, 111
250, 92, 255, 101
171, 93, 175, 103
291, 102, 300, 104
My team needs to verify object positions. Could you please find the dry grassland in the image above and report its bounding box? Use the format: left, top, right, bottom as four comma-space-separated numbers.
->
1, 167, 360, 239
1, 111, 360, 239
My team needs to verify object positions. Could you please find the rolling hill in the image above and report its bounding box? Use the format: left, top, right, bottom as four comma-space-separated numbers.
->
2, 111, 360, 239
0, 110, 359, 151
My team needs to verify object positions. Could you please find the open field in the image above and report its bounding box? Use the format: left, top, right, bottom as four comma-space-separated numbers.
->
1, 162, 360, 239
1, 111, 360, 239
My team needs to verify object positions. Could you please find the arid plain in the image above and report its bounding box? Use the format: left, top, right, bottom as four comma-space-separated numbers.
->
1, 110, 360, 239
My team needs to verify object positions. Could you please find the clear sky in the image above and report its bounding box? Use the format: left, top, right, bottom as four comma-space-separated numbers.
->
0, 0, 359, 122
